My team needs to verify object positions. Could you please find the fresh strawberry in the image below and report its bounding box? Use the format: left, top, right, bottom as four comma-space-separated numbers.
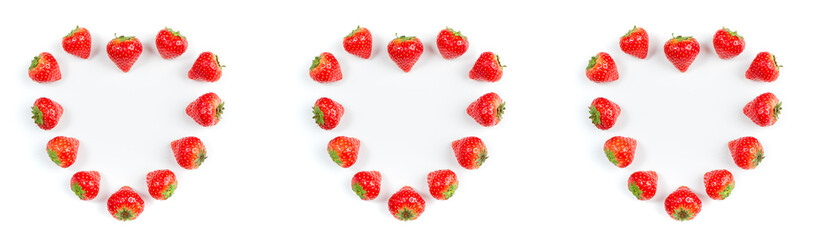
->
312, 97, 344, 130
452, 136, 488, 170
603, 136, 636, 168
713, 27, 745, 59
704, 169, 735, 200
155, 27, 188, 59
589, 97, 620, 130
309, 52, 342, 83
46, 136, 79, 168
437, 27, 468, 59
628, 171, 658, 201
387, 186, 426, 221
28, 52, 62, 83
343, 26, 372, 59
467, 92, 505, 127
743, 92, 781, 127
188, 52, 224, 82
107, 186, 145, 221
585, 52, 618, 82
171, 136, 207, 170
62, 26, 92, 59
664, 186, 702, 221
70, 171, 100, 200
745, 52, 781, 82
469, 52, 504, 82
146, 169, 177, 200
619, 26, 649, 59
428, 169, 458, 200
32, 97, 63, 130
728, 136, 764, 170
663, 34, 700, 72
186, 92, 224, 127
387, 35, 423, 72
106, 35, 143, 72
351, 171, 381, 200
327, 136, 360, 168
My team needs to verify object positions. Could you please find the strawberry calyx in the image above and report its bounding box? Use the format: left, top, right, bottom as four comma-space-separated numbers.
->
445, 27, 467, 39
352, 182, 367, 199
328, 148, 343, 166
752, 149, 764, 168
586, 56, 598, 71
671, 207, 695, 221
394, 34, 417, 42
495, 54, 506, 69
113, 34, 137, 43
589, 106, 602, 125
71, 182, 86, 199
310, 55, 323, 70
773, 102, 782, 121
671, 34, 694, 42
164, 27, 186, 39
162, 183, 177, 199
476, 149, 488, 168
621, 25, 640, 38
496, 102, 506, 121
195, 149, 207, 168
47, 148, 62, 166
346, 25, 363, 38
604, 148, 619, 166
442, 182, 458, 199
628, 182, 643, 200
29, 55, 42, 70
396, 207, 418, 221
215, 102, 225, 121
718, 183, 734, 200
65, 26, 82, 38
114, 207, 137, 221
722, 27, 743, 39
31, 105, 44, 125
312, 105, 325, 126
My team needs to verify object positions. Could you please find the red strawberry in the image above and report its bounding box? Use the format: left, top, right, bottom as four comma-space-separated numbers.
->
62, 26, 92, 59
146, 169, 177, 200
343, 26, 372, 59
186, 92, 224, 127
312, 97, 344, 130
309, 52, 342, 83
351, 171, 381, 200
107, 186, 145, 221
327, 136, 360, 168
704, 169, 735, 200
70, 171, 100, 200
171, 136, 207, 170
32, 97, 63, 130
427, 169, 458, 200
188, 52, 224, 82
745, 52, 781, 82
387, 186, 426, 221
603, 136, 636, 168
589, 97, 620, 130
728, 136, 764, 170
663, 34, 700, 72
469, 52, 505, 82
387, 35, 423, 72
28, 52, 62, 83
46, 136, 79, 168
664, 186, 702, 221
467, 92, 505, 127
585, 52, 618, 82
743, 92, 781, 127
619, 26, 649, 59
452, 136, 488, 170
628, 171, 658, 201
713, 27, 745, 59
106, 35, 143, 72
437, 27, 469, 59
155, 27, 188, 59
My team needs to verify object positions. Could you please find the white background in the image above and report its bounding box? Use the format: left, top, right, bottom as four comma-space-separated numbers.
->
1, 0, 811, 239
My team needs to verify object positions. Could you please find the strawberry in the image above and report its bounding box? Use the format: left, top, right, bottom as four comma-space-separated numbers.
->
743, 92, 781, 127
343, 26, 372, 59
106, 35, 142, 72
728, 136, 764, 170
186, 92, 224, 127
436, 27, 468, 59
188, 52, 224, 82
28, 52, 62, 83
155, 27, 188, 59
327, 136, 360, 168
351, 171, 381, 200
713, 27, 745, 59
312, 97, 344, 130
387, 35, 423, 72
387, 186, 426, 221
62, 26, 92, 59
664, 186, 702, 221
427, 169, 458, 200
628, 171, 657, 201
663, 34, 700, 72
146, 169, 177, 200
704, 169, 735, 200
309, 52, 342, 83
46, 136, 79, 168
619, 26, 648, 59
745, 52, 781, 82
603, 136, 636, 168
467, 92, 505, 127
469, 52, 504, 82
171, 136, 207, 170
107, 186, 145, 221
452, 136, 488, 170
589, 97, 620, 130
70, 171, 100, 200
32, 97, 63, 130
585, 52, 618, 82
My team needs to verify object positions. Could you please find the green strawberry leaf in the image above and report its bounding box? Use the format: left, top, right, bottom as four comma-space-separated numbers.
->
310, 56, 322, 70
312, 106, 325, 126
773, 102, 782, 121
586, 56, 598, 71
71, 182, 86, 200
47, 148, 62, 166
29, 56, 41, 70
215, 102, 225, 121
589, 106, 601, 125
195, 149, 208, 168
443, 182, 458, 199
605, 148, 619, 166
162, 183, 177, 200
628, 182, 643, 200
329, 148, 343, 166
719, 183, 734, 200
396, 207, 417, 221
352, 182, 367, 200
31, 106, 44, 125
752, 149, 764, 168
476, 149, 488, 168
496, 102, 506, 121
621, 25, 639, 38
